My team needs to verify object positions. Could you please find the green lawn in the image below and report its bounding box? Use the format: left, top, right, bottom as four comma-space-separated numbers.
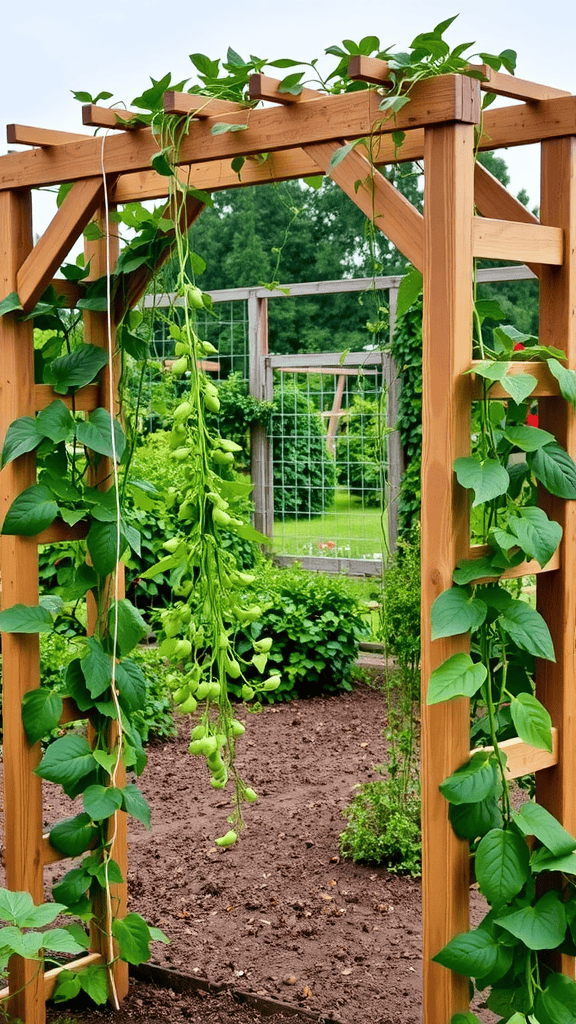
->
273, 488, 387, 562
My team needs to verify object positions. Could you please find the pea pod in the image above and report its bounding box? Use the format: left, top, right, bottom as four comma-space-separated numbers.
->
215, 830, 237, 848
171, 356, 188, 376
203, 391, 220, 414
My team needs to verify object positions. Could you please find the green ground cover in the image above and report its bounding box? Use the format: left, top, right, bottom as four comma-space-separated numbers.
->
273, 488, 386, 561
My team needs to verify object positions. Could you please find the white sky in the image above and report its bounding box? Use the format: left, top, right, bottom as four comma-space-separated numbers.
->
2, 0, 575, 237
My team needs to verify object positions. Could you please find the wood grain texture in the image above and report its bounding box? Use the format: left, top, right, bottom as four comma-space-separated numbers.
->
474, 162, 541, 277
474, 66, 570, 102
0, 954, 105, 1006
534, 136, 576, 981
347, 55, 391, 84
17, 177, 108, 311
302, 141, 424, 271
0, 76, 480, 190
248, 74, 322, 104
0, 189, 46, 1024
164, 91, 249, 116
472, 217, 563, 266
468, 360, 561, 400
466, 547, 560, 582
7, 124, 91, 146
421, 123, 475, 1023
34, 383, 100, 412
82, 104, 142, 129
472, 730, 559, 780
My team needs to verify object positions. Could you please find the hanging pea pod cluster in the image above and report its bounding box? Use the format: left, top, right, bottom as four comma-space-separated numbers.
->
428, 304, 576, 1023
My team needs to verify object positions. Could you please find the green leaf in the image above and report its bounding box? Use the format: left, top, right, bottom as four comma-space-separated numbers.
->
449, 794, 503, 841
547, 358, 576, 408
112, 912, 152, 964
452, 555, 507, 585
44, 344, 108, 394
22, 689, 63, 744
396, 268, 423, 319
2, 484, 58, 535
52, 970, 82, 1004
83, 785, 123, 821
81, 636, 113, 699
121, 783, 151, 828
42, 925, 89, 955
454, 456, 510, 507
0, 926, 43, 959
439, 753, 495, 806
1, 416, 42, 467
506, 507, 562, 567
475, 828, 530, 907
536, 972, 576, 1024
529, 442, 576, 499
49, 813, 98, 857
150, 150, 174, 177
450, 1015, 482, 1024
87, 518, 128, 576
431, 586, 487, 640
510, 693, 553, 752
76, 408, 126, 460
210, 122, 248, 135
36, 735, 96, 791
427, 654, 487, 705
0, 292, 23, 316
495, 890, 566, 950
500, 600, 555, 661
115, 660, 147, 714
500, 372, 537, 405
0, 603, 53, 634
530, 848, 576, 874
0, 890, 36, 924
514, 802, 576, 857
110, 599, 148, 657
52, 867, 92, 906
78, 964, 109, 1005
93, 748, 118, 774
432, 927, 499, 978
14, 900, 67, 928
504, 424, 556, 452
328, 139, 360, 170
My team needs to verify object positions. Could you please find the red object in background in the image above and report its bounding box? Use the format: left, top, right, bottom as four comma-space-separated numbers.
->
513, 342, 539, 425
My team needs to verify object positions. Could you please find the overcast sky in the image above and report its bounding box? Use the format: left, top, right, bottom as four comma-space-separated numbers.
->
2, 0, 575, 238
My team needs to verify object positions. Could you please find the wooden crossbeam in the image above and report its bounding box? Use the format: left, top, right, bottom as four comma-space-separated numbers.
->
32, 521, 89, 544
469, 360, 561, 400
349, 55, 570, 103
82, 105, 142, 129
35, 383, 100, 412
163, 91, 249, 117
467, 546, 561, 581
302, 140, 424, 271
17, 177, 110, 312
472, 730, 559, 781
248, 74, 324, 104
0, 953, 105, 1005
7, 125, 91, 146
472, 217, 563, 265
0, 76, 480, 191
474, 162, 541, 277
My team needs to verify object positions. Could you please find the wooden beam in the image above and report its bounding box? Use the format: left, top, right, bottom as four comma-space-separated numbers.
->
0, 75, 480, 191
468, 360, 561, 400
82, 105, 142, 129
472, 217, 563, 266
348, 55, 391, 84
17, 178, 108, 312
0, 954, 105, 1005
472, 730, 559, 781
421, 121, 476, 1023
7, 124, 91, 146
471, 65, 571, 102
302, 141, 424, 271
163, 91, 249, 117
535, 136, 576, 980
467, 546, 561, 581
248, 74, 324, 104
35, 383, 99, 412
474, 162, 541, 277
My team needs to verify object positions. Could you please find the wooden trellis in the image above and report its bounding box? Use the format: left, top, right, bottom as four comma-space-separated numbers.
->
1, 58, 575, 1024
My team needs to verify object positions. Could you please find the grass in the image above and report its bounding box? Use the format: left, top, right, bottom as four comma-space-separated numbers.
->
273, 488, 387, 561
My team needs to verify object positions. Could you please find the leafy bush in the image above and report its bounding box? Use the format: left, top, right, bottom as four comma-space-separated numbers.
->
339, 773, 421, 876
272, 382, 335, 519
377, 528, 421, 697
335, 393, 384, 506
231, 561, 369, 701
129, 645, 177, 742
390, 301, 422, 537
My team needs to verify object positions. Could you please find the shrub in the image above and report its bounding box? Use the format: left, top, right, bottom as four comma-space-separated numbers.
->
335, 393, 384, 506
339, 773, 421, 876
375, 528, 421, 698
390, 302, 423, 537
231, 561, 369, 701
271, 382, 335, 519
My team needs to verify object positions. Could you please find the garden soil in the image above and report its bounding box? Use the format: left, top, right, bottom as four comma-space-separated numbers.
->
2, 674, 489, 1024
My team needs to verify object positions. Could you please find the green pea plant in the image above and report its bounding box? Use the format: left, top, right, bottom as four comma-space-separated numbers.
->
426, 301, 576, 1023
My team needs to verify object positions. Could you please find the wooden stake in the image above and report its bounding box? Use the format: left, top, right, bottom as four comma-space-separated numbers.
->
421, 123, 475, 1022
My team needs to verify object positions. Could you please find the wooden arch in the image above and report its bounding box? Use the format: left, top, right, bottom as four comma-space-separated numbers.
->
1, 60, 576, 1024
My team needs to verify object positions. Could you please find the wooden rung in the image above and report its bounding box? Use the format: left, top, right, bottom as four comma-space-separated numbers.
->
347, 55, 391, 85
0, 953, 105, 1004
472, 729, 559, 780
278, 366, 377, 376
474, 65, 571, 102
35, 383, 100, 412
468, 360, 562, 400
33, 520, 89, 545
469, 545, 561, 581
81, 104, 142, 129
42, 834, 67, 866
472, 217, 563, 265
7, 125, 92, 147
248, 74, 322, 105
60, 697, 85, 725
163, 91, 248, 117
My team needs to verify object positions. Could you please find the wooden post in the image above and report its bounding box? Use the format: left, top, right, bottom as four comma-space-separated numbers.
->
83, 210, 129, 1005
420, 123, 475, 1023
535, 135, 576, 979
0, 190, 46, 1024
249, 291, 274, 538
